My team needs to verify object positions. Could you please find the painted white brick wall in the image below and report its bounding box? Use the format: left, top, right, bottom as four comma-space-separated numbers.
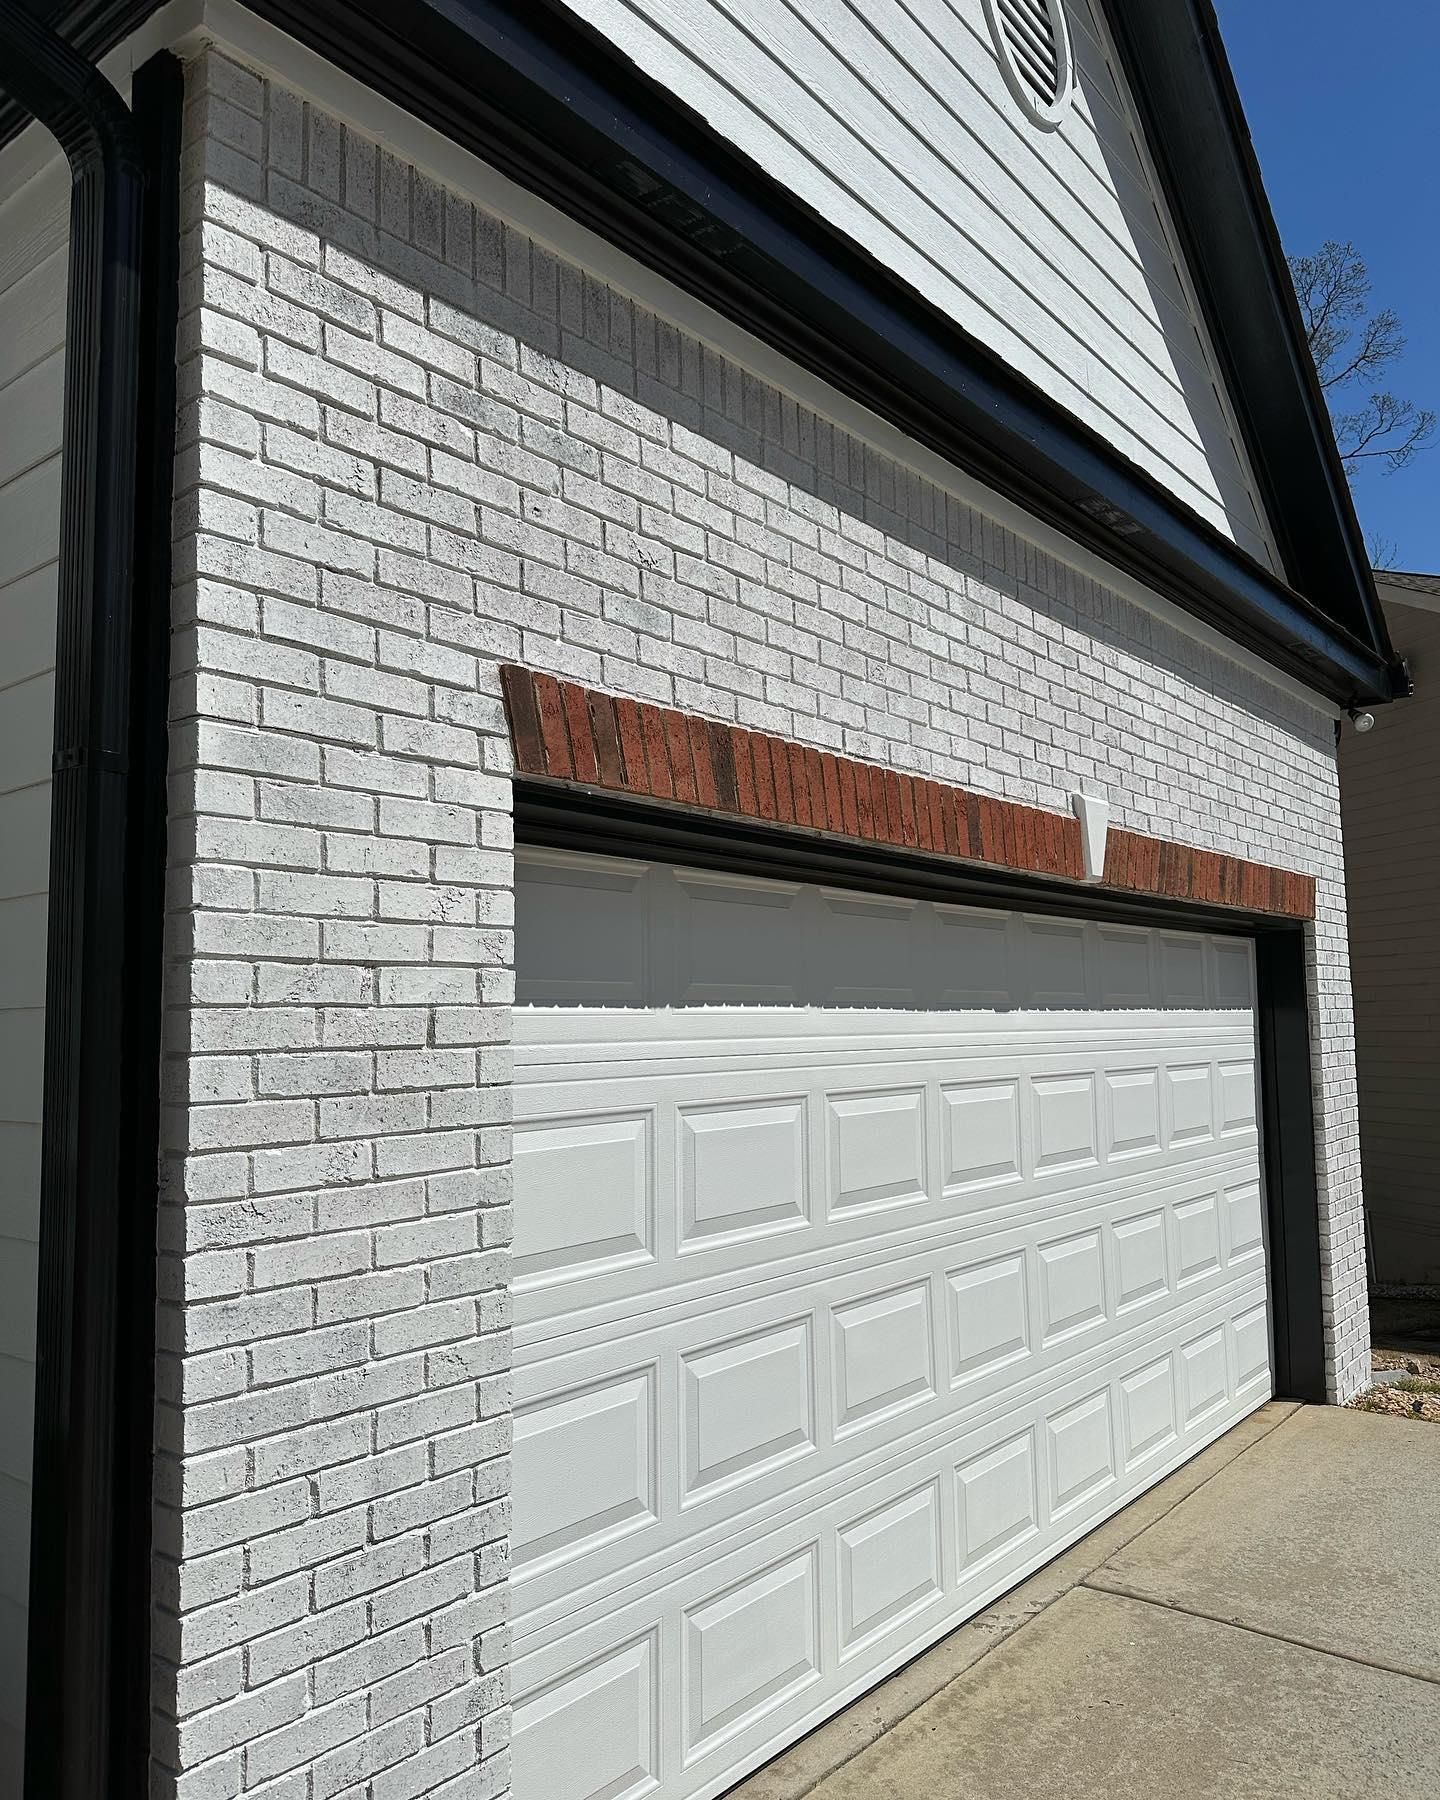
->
155, 46, 1368, 1799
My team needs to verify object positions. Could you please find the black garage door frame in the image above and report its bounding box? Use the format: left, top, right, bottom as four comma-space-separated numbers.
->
515, 779, 1326, 1405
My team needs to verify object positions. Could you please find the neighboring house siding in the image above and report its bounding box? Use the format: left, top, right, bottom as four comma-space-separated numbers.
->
153, 48, 1364, 1800
0, 143, 67, 1790
554, 0, 1277, 565
1341, 597, 1440, 1284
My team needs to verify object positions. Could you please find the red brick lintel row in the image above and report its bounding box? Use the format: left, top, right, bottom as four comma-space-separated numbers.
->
499, 667, 1316, 922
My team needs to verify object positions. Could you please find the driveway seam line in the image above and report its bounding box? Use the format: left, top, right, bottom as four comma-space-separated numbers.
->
1080, 1578, 1440, 1687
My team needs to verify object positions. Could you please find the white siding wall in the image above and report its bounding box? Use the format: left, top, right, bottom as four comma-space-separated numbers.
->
152, 48, 1364, 1800
0, 142, 67, 1790
556, 0, 1277, 565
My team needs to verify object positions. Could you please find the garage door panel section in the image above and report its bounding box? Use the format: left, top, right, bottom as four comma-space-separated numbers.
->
512, 852, 1269, 1800
511, 1055, 1266, 1609
512, 1628, 661, 1800
511, 1281, 1269, 1797
512, 1364, 660, 1576
514, 1026, 1259, 1337
511, 1108, 656, 1291
678, 1094, 810, 1248
512, 1200, 1266, 1628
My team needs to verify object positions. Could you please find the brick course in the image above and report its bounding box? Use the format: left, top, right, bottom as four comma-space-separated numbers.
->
500, 665, 1317, 918
155, 46, 1368, 1800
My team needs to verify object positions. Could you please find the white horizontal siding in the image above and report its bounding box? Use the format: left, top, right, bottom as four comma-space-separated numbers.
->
557, 0, 1276, 564
0, 141, 66, 1793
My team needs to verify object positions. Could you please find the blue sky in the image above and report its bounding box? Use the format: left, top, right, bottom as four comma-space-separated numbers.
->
1214, 1, 1440, 572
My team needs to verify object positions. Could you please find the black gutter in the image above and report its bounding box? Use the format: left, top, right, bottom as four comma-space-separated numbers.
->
0, 13, 173, 1798
0, 0, 150, 138
1103, 0, 1390, 659
0, 0, 1406, 704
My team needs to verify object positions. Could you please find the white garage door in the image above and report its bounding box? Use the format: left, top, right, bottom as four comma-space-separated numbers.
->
509, 849, 1272, 1800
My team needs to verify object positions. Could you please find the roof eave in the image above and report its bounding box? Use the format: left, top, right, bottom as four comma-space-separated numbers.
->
0, 0, 1408, 706
1102, 0, 1395, 669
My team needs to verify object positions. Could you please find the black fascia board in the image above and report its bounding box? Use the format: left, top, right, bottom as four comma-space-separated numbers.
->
1103, 0, 1391, 659
0, 0, 1404, 706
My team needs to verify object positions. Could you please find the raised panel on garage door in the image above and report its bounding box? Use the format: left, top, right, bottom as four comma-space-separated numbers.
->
510, 850, 1270, 1800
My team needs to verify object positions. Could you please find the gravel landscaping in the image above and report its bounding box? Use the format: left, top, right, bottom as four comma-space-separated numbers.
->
1351, 1290, 1440, 1423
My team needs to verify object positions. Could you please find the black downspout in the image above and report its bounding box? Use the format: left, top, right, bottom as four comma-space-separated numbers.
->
114, 49, 185, 1800
0, 10, 158, 1799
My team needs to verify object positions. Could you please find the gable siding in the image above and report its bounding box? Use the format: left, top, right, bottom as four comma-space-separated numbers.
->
0, 143, 67, 1792
1340, 598, 1440, 1283
555, 0, 1277, 566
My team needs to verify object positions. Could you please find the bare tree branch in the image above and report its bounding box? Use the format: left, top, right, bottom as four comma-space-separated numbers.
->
1290, 241, 1367, 376
1332, 394, 1436, 473
1317, 308, 1404, 393
1289, 240, 1434, 482
1365, 529, 1399, 570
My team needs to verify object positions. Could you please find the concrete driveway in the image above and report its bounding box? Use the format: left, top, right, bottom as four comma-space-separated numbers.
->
735, 1402, 1440, 1800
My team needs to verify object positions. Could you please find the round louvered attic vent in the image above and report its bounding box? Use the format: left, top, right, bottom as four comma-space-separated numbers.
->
984, 0, 1074, 129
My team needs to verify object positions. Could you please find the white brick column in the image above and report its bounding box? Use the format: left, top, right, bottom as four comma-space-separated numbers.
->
152, 55, 513, 1800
